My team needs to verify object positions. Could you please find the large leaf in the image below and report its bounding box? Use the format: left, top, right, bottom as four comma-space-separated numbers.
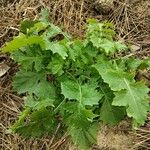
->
61, 79, 103, 106
63, 103, 98, 150
94, 60, 149, 125
13, 71, 45, 94
93, 59, 134, 91
113, 82, 149, 125
2, 34, 45, 52
11, 108, 57, 137
99, 83, 126, 125
12, 46, 44, 71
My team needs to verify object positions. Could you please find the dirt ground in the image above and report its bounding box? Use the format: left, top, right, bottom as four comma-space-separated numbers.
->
0, 0, 150, 150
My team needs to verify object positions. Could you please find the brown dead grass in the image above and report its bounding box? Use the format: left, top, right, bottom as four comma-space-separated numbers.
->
97, 122, 134, 150
0, 0, 150, 150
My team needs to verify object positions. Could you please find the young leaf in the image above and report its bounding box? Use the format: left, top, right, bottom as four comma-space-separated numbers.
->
85, 19, 127, 54
20, 20, 39, 34
40, 9, 50, 24
10, 107, 31, 133
114, 41, 127, 51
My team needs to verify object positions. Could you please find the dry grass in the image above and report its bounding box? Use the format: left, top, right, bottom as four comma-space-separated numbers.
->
0, 0, 150, 150
97, 122, 134, 150
109, 0, 150, 58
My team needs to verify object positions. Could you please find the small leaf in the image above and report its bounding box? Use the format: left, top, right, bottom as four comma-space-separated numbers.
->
114, 41, 128, 51
25, 95, 54, 110
47, 54, 64, 75
99, 39, 115, 53
47, 42, 68, 59
40, 9, 50, 24
20, 20, 39, 34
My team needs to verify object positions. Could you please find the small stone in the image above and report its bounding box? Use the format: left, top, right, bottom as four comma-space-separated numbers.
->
93, 0, 114, 14
130, 44, 140, 51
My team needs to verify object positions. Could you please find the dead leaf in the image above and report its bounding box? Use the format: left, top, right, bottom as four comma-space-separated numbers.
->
0, 63, 10, 77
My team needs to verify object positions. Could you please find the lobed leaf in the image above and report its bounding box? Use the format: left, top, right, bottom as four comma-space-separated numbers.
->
61, 79, 103, 106
113, 82, 149, 125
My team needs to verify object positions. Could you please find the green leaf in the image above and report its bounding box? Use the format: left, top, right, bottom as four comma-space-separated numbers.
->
94, 58, 149, 125
40, 9, 50, 24
99, 39, 115, 54
99, 83, 125, 125
33, 80, 56, 99
13, 71, 45, 94
113, 82, 149, 125
47, 54, 64, 75
25, 95, 54, 110
24, 79, 56, 110
101, 69, 133, 91
11, 45, 44, 71
63, 103, 98, 149
11, 108, 57, 137
61, 79, 103, 106
93, 59, 134, 91
68, 40, 83, 61
68, 122, 98, 150
85, 19, 127, 54
114, 41, 128, 51
28, 22, 48, 34
20, 20, 39, 34
126, 57, 150, 71
81, 84, 103, 106
92, 39, 127, 54
10, 107, 31, 133
61, 79, 80, 100
46, 42, 68, 59
2, 34, 45, 52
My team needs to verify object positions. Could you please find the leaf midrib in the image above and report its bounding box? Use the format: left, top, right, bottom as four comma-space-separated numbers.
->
123, 78, 139, 115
